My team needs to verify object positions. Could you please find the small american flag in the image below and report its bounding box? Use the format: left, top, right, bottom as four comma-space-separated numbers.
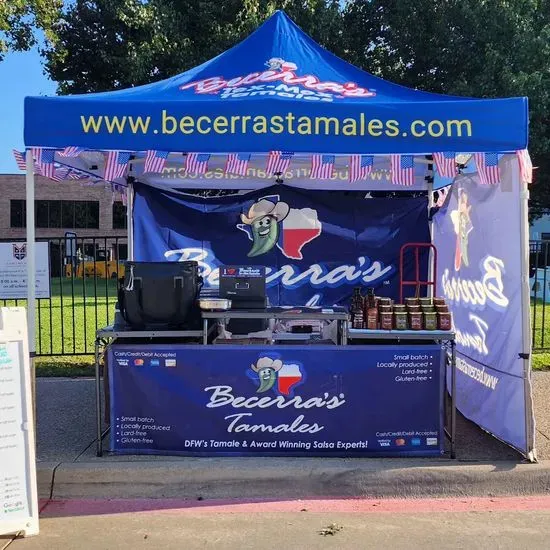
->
390, 155, 415, 186
33, 148, 56, 179
266, 151, 294, 176
310, 154, 335, 179
433, 152, 457, 178
144, 150, 169, 174
516, 149, 533, 184
186, 153, 211, 174
474, 153, 500, 185
104, 151, 131, 181
59, 146, 84, 157
349, 155, 374, 183
225, 153, 251, 176
13, 150, 26, 171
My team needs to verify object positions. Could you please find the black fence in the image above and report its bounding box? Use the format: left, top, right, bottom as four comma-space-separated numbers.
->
1, 235, 547, 355
530, 240, 550, 351
0, 235, 127, 356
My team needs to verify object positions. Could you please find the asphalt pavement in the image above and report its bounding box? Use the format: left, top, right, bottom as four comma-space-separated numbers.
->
4, 497, 550, 550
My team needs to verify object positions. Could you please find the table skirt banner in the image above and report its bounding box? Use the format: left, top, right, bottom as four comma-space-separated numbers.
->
108, 344, 444, 457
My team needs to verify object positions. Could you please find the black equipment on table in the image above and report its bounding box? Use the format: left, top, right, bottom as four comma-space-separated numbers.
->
118, 261, 202, 330
219, 265, 268, 334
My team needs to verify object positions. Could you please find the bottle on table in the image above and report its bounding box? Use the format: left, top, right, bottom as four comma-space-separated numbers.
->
350, 287, 365, 329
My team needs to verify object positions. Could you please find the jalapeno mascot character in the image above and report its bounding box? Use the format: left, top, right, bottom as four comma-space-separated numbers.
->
240, 199, 290, 257
251, 357, 283, 393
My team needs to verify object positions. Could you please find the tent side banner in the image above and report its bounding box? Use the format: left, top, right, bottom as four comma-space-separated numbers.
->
433, 155, 534, 456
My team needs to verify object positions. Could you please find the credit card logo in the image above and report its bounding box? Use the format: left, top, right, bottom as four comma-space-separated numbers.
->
377, 439, 391, 447
150, 359, 160, 367
395, 438, 406, 446
411, 438, 421, 446
165, 359, 177, 367
116, 359, 129, 366
133, 359, 144, 366
426, 437, 438, 446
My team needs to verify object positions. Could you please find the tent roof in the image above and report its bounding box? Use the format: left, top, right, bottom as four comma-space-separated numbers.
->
24, 11, 528, 154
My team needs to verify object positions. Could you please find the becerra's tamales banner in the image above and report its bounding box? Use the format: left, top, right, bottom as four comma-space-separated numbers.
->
133, 184, 430, 306
109, 345, 444, 457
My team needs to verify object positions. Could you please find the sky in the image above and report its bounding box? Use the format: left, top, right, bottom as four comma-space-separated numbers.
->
0, 47, 56, 173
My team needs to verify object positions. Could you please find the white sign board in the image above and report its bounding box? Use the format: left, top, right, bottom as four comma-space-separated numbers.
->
0, 308, 39, 537
0, 242, 50, 299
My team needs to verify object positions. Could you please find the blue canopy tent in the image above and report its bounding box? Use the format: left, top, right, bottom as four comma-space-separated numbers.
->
22, 11, 535, 458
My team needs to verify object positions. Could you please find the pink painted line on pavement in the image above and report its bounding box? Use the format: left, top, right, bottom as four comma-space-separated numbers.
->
39, 495, 550, 518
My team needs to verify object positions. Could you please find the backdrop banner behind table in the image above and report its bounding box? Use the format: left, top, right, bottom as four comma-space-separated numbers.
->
133, 184, 429, 306
433, 156, 532, 454
109, 345, 444, 456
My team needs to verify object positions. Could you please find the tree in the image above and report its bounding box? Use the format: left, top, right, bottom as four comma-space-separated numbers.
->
0, 0, 62, 60
44, 0, 343, 94
341, 0, 550, 215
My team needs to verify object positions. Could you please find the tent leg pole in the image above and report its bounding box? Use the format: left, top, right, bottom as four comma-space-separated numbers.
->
427, 176, 435, 298
520, 180, 536, 461
25, 149, 36, 419
127, 182, 134, 260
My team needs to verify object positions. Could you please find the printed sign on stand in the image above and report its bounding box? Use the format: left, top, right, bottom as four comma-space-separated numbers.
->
0, 242, 50, 299
0, 308, 39, 537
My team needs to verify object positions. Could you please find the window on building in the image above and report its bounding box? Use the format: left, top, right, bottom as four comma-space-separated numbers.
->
542, 233, 550, 241
10, 200, 26, 228
9, 200, 100, 229
112, 201, 127, 230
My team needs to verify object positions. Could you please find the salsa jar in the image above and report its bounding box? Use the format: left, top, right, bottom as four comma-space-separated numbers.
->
438, 312, 452, 331
380, 311, 393, 330
423, 312, 437, 331
433, 297, 446, 306
418, 297, 432, 307
404, 297, 419, 306
409, 312, 422, 330
435, 304, 449, 313
394, 311, 408, 330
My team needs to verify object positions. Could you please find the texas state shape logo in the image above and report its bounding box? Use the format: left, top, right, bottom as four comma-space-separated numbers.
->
237, 195, 322, 260
247, 356, 305, 397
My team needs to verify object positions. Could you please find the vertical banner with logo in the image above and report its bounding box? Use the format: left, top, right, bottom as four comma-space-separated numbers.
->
109, 344, 444, 457
133, 184, 429, 306
433, 156, 533, 455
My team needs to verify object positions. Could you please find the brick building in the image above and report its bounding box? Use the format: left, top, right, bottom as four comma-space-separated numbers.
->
0, 174, 127, 275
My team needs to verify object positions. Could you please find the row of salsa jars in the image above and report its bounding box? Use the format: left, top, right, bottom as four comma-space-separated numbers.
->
349, 287, 452, 331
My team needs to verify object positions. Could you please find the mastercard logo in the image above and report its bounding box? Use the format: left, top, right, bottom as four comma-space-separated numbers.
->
133, 359, 144, 366
395, 438, 406, 446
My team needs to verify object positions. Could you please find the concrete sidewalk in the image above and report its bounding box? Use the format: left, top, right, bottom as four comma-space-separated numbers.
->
34, 372, 550, 500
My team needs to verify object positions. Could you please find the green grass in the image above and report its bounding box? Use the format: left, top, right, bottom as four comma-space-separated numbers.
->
4, 279, 550, 373
2, 277, 118, 375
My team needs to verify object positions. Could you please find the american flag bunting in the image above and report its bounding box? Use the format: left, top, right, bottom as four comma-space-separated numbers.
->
474, 153, 500, 185
186, 153, 211, 174
516, 149, 533, 184
59, 146, 84, 157
104, 151, 131, 181
349, 155, 374, 183
225, 153, 251, 176
266, 151, 294, 176
391, 155, 415, 186
32, 147, 56, 179
144, 150, 169, 174
433, 152, 457, 178
310, 154, 335, 179
12, 150, 27, 171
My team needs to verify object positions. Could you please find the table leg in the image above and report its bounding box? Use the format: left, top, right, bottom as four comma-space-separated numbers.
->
203, 318, 208, 345
95, 338, 103, 457
341, 320, 348, 346
451, 339, 457, 459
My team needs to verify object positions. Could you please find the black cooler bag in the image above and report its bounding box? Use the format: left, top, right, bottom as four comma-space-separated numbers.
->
119, 261, 202, 329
